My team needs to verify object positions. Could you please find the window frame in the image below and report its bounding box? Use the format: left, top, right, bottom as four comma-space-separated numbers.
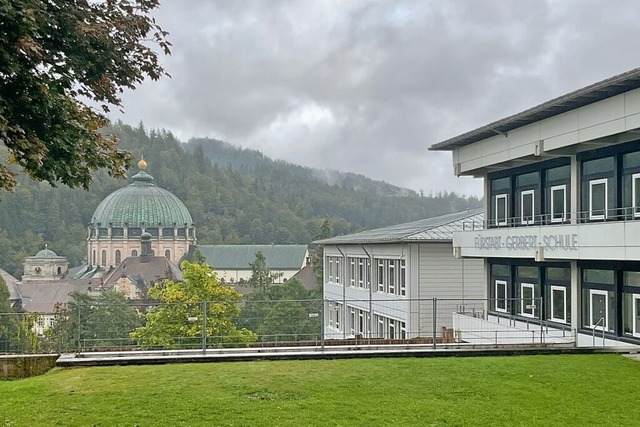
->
550, 285, 567, 324
550, 184, 567, 223
520, 282, 536, 318
495, 194, 508, 226
520, 190, 535, 225
633, 172, 640, 218
495, 279, 508, 313
589, 289, 609, 330
589, 178, 608, 220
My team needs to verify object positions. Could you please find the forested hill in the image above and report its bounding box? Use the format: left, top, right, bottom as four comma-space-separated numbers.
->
185, 138, 413, 197
0, 123, 481, 277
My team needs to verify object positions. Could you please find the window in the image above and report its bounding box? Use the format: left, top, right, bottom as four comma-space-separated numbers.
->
350, 308, 356, 335
335, 259, 340, 284
520, 190, 535, 225
358, 259, 364, 288
350, 259, 356, 287
328, 258, 333, 283
589, 289, 609, 330
389, 320, 396, 339
165, 249, 171, 259
388, 262, 396, 294
101, 250, 107, 266
550, 285, 567, 323
377, 316, 385, 339
92, 250, 96, 265
359, 311, 365, 336
589, 178, 608, 220
378, 260, 384, 292
365, 260, 371, 290
633, 173, 640, 218
115, 250, 121, 265
131, 250, 138, 257
520, 283, 535, 318
550, 185, 567, 223
399, 260, 406, 296
495, 280, 508, 313
495, 194, 508, 226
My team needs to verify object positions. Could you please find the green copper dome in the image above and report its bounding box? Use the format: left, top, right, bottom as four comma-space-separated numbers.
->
90, 170, 193, 227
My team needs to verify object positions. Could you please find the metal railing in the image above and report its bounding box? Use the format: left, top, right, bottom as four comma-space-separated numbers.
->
0, 297, 589, 354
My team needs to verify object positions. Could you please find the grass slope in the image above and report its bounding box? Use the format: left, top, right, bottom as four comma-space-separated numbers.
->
2, 354, 640, 426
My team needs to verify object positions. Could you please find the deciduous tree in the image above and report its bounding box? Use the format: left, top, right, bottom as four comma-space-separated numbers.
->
0, 0, 170, 192
131, 261, 256, 349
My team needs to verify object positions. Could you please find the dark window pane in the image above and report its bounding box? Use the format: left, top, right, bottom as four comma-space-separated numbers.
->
624, 151, 640, 169
583, 269, 615, 285
516, 171, 538, 187
547, 267, 570, 282
491, 177, 510, 192
583, 157, 614, 176
552, 288, 566, 320
546, 165, 570, 182
492, 264, 510, 277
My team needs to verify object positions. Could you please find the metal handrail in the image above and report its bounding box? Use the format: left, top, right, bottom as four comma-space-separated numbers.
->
592, 317, 606, 346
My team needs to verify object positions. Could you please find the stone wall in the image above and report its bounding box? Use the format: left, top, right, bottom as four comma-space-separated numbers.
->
0, 355, 59, 379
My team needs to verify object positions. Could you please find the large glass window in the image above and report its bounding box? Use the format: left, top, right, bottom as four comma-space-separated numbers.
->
623, 271, 640, 337
581, 156, 614, 222
546, 267, 571, 324
516, 266, 539, 318
491, 177, 510, 227
515, 172, 539, 226
545, 165, 570, 223
581, 268, 615, 332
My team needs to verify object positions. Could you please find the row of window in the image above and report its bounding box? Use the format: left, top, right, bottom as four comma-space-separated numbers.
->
92, 248, 172, 266
490, 263, 640, 339
327, 302, 407, 339
489, 143, 640, 226
326, 256, 406, 296
92, 227, 194, 238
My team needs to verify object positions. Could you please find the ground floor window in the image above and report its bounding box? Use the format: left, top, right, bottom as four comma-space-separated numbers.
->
623, 293, 640, 338
581, 268, 615, 333
550, 286, 567, 323
495, 280, 508, 313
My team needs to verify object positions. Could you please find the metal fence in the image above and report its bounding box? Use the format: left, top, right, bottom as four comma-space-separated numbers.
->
0, 297, 576, 354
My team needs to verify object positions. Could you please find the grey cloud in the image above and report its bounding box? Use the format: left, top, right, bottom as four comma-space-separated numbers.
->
115, 0, 640, 196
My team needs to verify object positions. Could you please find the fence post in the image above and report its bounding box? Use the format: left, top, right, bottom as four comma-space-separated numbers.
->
202, 301, 208, 354
76, 303, 81, 353
432, 297, 437, 349
321, 298, 325, 350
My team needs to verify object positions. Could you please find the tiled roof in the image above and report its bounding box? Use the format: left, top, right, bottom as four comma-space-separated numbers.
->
16, 282, 93, 313
103, 256, 182, 287
198, 245, 308, 270
315, 209, 484, 245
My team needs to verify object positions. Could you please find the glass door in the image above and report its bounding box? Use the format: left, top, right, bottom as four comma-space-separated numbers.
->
520, 283, 535, 318
590, 289, 608, 330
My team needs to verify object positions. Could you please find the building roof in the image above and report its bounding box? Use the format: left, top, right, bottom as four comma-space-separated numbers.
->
430, 67, 640, 151
102, 256, 183, 288
16, 282, 92, 313
35, 248, 58, 258
315, 209, 484, 245
90, 168, 193, 228
0, 268, 20, 302
198, 245, 309, 270
290, 264, 318, 291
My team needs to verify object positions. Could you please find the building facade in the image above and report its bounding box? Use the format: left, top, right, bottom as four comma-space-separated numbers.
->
87, 158, 196, 268
317, 210, 484, 340
432, 68, 640, 346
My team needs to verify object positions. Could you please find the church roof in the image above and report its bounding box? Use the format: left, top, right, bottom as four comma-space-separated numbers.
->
198, 245, 309, 270
90, 167, 193, 228
35, 248, 58, 258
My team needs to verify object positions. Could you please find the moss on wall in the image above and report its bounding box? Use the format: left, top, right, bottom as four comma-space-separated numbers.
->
0, 355, 59, 379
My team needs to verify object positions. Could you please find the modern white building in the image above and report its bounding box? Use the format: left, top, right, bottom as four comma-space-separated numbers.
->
431, 67, 640, 347
317, 209, 484, 340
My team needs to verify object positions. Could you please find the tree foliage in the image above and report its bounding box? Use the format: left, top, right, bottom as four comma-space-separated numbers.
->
131, 261, 256, 349
238, 279, 321, 342
45, 290, 141, 352
0, 0, 170, 192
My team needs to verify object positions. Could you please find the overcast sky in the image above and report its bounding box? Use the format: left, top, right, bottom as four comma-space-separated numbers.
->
113, 0, 640, 196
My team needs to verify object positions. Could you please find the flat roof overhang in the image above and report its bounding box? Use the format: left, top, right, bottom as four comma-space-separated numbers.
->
430, 67, 640, 152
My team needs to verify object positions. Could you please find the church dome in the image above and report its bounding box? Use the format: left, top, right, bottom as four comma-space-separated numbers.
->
35, 248, 57, 258
90, 168, 193, 228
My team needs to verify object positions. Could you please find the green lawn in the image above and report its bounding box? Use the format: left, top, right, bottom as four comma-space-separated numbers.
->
1, 354, 640, 426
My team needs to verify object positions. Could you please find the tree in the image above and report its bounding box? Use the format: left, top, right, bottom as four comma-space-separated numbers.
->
45, 290, 141, 352
248, 250, 282, 295
0, 274, 18, 352
0, 0, 171, 192
131, 261, 256, 349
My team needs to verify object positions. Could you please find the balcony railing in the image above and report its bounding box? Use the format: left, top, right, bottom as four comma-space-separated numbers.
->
461, 206, 640, 231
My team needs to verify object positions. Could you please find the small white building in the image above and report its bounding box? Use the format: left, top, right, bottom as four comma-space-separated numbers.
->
317, 210, 484, 340
431, 67, 640, 347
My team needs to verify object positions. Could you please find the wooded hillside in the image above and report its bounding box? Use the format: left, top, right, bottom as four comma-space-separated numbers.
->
0, 123, 481, 277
